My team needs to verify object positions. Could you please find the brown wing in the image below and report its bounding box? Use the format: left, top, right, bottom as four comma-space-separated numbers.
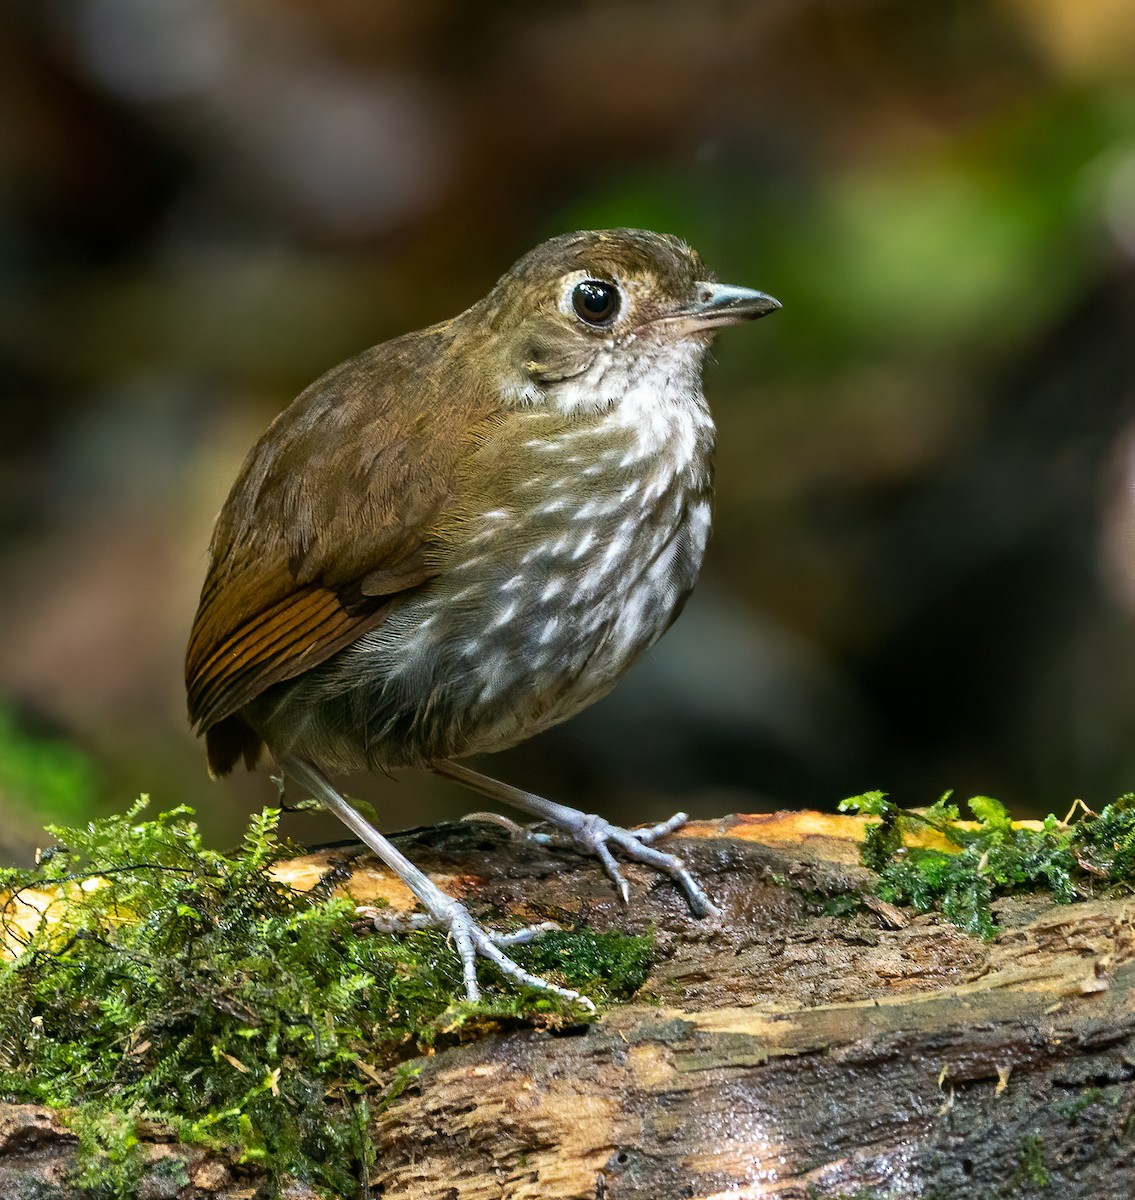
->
186, 320, 501, 766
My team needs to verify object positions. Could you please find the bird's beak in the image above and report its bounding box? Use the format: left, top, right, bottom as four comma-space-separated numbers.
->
686, 282, 781, 327
658, 282, 781, 336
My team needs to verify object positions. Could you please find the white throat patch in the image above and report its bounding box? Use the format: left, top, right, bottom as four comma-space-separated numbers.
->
546, 337, 713, 471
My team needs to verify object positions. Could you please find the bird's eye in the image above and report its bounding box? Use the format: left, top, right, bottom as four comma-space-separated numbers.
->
572, 280, 620, 327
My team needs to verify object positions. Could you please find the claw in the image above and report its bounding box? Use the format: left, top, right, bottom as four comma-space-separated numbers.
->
462, 811, 528, 837
284, 755, 598, 1009
431, 760, 720, 919
595, 840, 631, 904
356, 906, 435, 933
357, 904, 588, 1007
490, 922, 562, 947
566, 812, 719, 917
445, 903, 595, 1010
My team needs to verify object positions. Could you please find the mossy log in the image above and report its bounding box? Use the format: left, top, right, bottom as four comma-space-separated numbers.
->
3, 811, 1135, 1199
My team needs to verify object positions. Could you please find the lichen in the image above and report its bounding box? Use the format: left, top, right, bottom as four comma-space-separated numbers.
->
839, 790, 1135, 937
0, 798, 652, 1198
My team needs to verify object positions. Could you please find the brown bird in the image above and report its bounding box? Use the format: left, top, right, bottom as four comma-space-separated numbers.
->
186, 229, 779, 1006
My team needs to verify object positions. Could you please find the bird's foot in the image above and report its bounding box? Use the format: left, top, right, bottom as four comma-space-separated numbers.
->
356, 902, 594, 1011
278, 755, 594, 1010
434, 761, 719, 918
533, 810, 720, 918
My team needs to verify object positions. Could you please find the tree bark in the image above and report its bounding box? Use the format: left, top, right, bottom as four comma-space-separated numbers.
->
2, 812, 1134, 1199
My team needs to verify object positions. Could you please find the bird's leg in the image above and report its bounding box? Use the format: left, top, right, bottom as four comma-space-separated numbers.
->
279, 755, 594, 1010
432, 760, 720, 918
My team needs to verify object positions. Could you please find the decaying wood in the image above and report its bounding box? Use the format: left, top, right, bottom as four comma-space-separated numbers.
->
2, 811, 1134, 1199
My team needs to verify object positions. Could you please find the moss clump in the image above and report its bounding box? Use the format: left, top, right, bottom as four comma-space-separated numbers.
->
1054, 1087, 1104, 1122
511, 927, 653, 998
0, 798, 651, 1198
1013, 1134, 1050, 1188
839, 791, 1135, 937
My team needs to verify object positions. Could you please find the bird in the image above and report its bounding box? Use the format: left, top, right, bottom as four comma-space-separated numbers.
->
186, 228, 779, 1006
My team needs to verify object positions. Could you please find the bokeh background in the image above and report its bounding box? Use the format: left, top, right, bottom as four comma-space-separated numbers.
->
3, 0, 1135, 860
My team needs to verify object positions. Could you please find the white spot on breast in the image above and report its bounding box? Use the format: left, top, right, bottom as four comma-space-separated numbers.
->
493, 601, 518, 629
454, 555, 488, 572
595, 519, 637, 577
688, 498, 712, 556
649, 535, 679, 580
476, 650, 512, 701
571, 530, 596, 560
574, 497, 614, 520
642, 474, 671, 504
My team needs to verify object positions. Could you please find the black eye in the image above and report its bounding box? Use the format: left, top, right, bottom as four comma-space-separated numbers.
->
572, 280, 620, 326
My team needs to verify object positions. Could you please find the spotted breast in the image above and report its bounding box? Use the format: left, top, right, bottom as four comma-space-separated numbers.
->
244, 338, 715, 772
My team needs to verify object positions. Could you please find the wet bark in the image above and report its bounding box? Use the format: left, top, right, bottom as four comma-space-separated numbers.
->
2, 812, 1134, 1199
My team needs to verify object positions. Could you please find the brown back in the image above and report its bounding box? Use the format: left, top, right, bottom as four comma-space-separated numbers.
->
185, 320, 501, 768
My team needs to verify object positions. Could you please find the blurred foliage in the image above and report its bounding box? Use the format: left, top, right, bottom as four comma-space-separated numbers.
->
0, 705, 99, 823
560, 91, 1121, 370
1, 0, 1135, 834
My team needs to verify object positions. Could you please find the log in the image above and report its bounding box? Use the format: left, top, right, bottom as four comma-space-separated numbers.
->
2, 812, 1133, 1199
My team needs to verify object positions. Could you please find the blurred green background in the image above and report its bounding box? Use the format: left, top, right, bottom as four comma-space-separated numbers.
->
3, 0, 1135, 860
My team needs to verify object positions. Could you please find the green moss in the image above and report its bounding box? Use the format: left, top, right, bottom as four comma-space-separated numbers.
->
839, 791, 1135, 937
514, 928, 653, 998
70, 1108, 146, 1199
1012, 1134, 1049, 1189
1054, 1087, 1103, 1121
0, 799, 650, 1198
816, 893, 866, 919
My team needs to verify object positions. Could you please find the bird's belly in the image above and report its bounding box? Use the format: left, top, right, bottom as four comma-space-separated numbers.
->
452, 529, 696, 754
393, 499, 706, 756
277, 481, 711, 769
